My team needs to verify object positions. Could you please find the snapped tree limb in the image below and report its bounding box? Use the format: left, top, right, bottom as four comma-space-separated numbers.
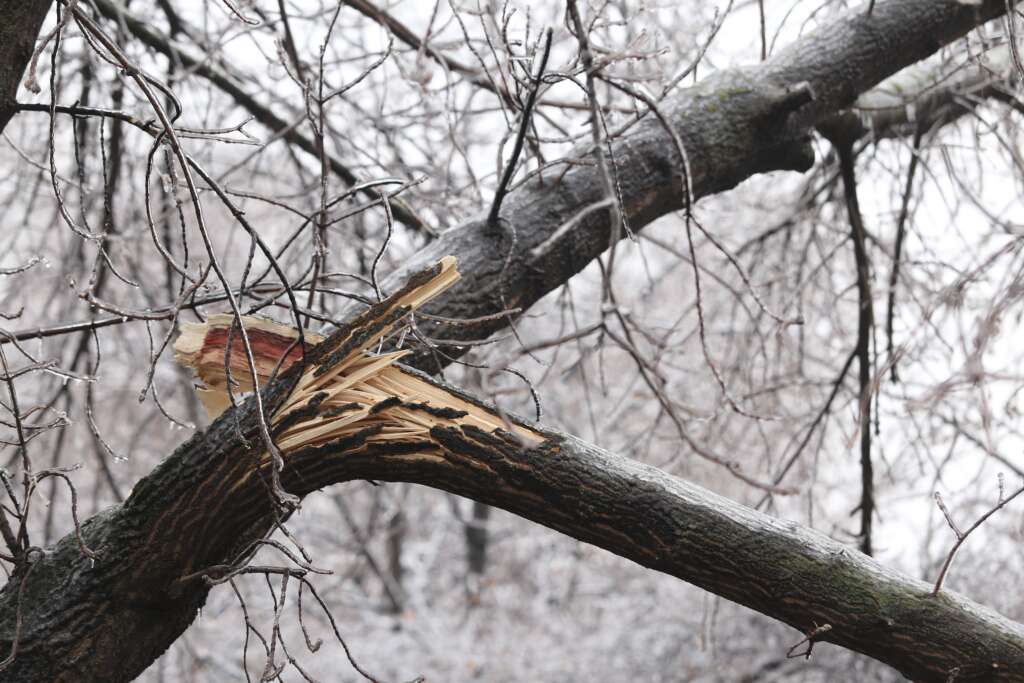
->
2, 260, 1024, 681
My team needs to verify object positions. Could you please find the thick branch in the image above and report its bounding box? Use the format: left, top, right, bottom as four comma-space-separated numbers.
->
826, 43, 1020, 142
359, 0, 1016, 370
2, 358, 1023, 681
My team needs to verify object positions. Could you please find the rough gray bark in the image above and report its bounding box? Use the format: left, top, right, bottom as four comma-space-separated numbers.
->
3, 357, 1024, 682
0, 1, 52, 134
366, 0, 1016, 370
1, 1, 1022, 682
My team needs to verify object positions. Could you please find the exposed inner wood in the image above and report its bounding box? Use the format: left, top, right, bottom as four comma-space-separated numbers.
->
173, 256, 542, 468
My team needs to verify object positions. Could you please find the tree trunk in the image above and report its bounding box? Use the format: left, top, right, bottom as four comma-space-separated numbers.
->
0, 1, 52, 134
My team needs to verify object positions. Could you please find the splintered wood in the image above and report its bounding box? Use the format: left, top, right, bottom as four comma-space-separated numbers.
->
173, 257, 541, 458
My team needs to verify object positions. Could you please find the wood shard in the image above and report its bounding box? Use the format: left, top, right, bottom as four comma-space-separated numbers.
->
174, 314, 324, 398
173, 257, 543, 460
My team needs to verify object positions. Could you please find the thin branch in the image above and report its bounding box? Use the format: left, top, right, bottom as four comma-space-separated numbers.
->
885, 122, 925, 382
836, 139, 876, 556
487, 28, 553, 226
931, 477, 1024, 595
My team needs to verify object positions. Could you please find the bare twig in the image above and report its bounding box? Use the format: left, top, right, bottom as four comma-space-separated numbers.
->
487, 28, 553, 226
932, 476, 1024, 595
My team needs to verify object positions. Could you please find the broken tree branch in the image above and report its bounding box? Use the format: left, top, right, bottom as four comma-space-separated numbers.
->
3, 2, 1024, 682
3, 259, 1024, 681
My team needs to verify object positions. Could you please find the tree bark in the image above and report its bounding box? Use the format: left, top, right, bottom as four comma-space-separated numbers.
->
0, 1, 52, 134
1, 1, 1022, 682
362, 0, 1016, 370
2, 360, 1023, 682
